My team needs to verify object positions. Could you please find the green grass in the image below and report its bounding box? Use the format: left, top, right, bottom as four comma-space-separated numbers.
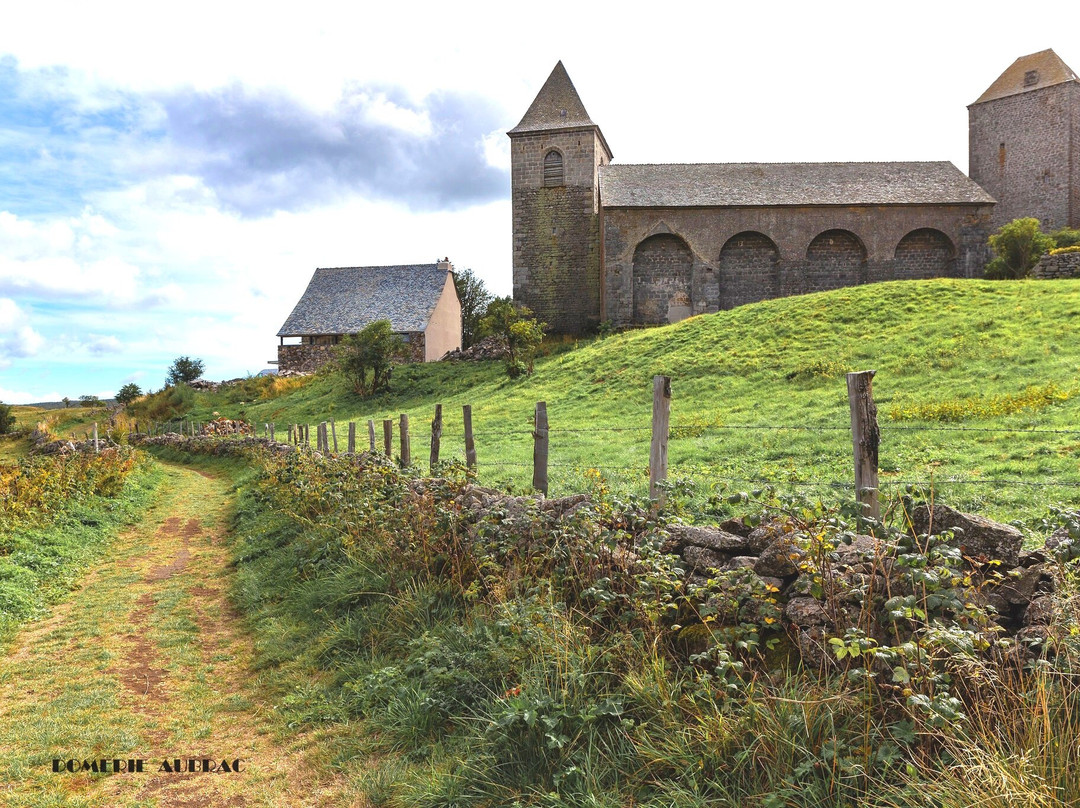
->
176, 278, 1080, 525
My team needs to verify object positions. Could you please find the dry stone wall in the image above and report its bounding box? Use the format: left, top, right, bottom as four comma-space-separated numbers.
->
1033, 250, 1080, 279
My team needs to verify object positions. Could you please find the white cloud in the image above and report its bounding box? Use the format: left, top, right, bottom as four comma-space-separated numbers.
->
0, 297, 44, 368
0, 385, 60, 405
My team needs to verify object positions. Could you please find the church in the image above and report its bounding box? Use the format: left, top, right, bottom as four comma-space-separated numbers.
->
509, 51, 1079, 334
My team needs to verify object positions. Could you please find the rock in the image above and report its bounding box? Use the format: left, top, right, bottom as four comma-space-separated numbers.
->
748, 520, 789, 554
719, 517, 753, 538
719, 556, 756, 572
668, 525, 749, 553
1024, 595, 1056, 626
682, 545, 731, 573
759, 576, 785, 593
754, 537, 806, 579
997, 564, 1055, 606
784, 597, 831, 627
1045, 526, 1076, 556
831, 534, 888, 566
1013, 624, 1054, 657
440, 336, 509, 362
794, 626, 834, 670
910, 504, 1023, 567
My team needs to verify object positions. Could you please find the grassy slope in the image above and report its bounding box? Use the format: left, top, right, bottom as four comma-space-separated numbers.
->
190, 278, 1080, 524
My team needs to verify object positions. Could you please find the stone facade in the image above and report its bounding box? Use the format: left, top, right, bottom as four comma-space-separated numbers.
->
1032, 251, 1080, 279
969, 50, 1079, 230
278, 332, 425, 374
510, 62, 996, 334
601, 204, 990, 326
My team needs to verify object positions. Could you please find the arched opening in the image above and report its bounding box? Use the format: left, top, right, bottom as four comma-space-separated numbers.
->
806, 229, 867, 292
543, 149, 564, 187
893, 229, 956, 278
718, 231, 780, 308
632, 234, 693, 325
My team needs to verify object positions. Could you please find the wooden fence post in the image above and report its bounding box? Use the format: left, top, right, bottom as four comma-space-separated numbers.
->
430, 404, 442, 472
400, 414, 411, 467
463, 405, 476, 470
348, 422, 356, 454
368, 420, 376, 452
93, 422, 99, 453
533, 401, 549, 496
649, 376, 671, 501
317, 422, 325, 452
383, 419, 393, 457
331, 419, 338, 453
846, 370, 880, 521
270, 422, 275, 442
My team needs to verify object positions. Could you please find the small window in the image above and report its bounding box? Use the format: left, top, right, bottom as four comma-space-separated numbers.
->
543, 150, 564, 187
1024, 69, 1039, 87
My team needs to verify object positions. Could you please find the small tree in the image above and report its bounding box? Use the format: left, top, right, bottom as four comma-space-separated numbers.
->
479, 298, 546, 377
0, 401, 15, 435
61, 396, 71, 409
453, 266, 493, 350
115, 383, 143, 407
986, 218, 1055, 279
166, 356, 205, 386
337, 320, 405, 396
78, 394, 103, 409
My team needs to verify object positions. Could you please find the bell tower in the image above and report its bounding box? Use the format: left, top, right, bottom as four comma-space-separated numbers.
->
508, 62, 613, 334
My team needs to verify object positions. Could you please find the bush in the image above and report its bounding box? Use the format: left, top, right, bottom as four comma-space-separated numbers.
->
166, 356, 205, 386
1050, 227, 1080, 249
0, 402, 15, 435
1049, 245, 1080, 256
480, 298, 546, 377
985, 217, 1055, 279
337, 320, 405, 396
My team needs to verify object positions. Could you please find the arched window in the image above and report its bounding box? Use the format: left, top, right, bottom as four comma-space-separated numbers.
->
543, 150, 564, 187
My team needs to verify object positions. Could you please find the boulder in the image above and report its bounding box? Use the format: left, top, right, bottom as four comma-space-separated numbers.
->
668, 525, 749, 554
1024, 595, 1056, 626
997, 563, 1055, 606
754, 537, 806, 579
910, 504, 1023, 567
682, 545, 730, 573
784, 597, 831, 627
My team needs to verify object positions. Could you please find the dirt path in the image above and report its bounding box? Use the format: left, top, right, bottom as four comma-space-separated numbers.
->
0, 463, 365, 807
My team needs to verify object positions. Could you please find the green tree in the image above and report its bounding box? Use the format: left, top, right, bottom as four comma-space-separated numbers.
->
61, 396, 70, 409
985, 218, 1056, 279
479, 297, 546, 377
166, 356, 205, 386
78, 394, 102, 408
337, 320, 405, 396
0, 401, 15, 435
452, 266, 493, 350
115, 383, 143, 406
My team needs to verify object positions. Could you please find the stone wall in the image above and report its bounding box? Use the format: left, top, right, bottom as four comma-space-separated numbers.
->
278, 332, 424, 373
969, 82, 1078, 230
1032, 250, 1080, 279
510, 128, 609, 335
602, 203, 993, 327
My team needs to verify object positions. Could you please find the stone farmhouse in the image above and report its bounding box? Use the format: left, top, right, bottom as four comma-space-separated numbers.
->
276, 260, 461, 373
511, 51, 1079, 334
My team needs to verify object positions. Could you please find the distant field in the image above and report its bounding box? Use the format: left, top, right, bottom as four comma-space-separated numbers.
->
156, 278, 1077, 528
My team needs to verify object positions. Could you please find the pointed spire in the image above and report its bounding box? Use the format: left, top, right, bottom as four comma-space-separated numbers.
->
509, 61, 597, 134
973, 48, 1078, 105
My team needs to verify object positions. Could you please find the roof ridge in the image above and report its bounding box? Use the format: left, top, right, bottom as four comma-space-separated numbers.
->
508, 61, 598, 135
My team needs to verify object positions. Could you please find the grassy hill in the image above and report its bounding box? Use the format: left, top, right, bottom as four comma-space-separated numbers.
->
171, 277, 1080, 526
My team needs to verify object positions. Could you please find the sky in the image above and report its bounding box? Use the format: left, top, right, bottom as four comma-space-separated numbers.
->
0, 1, 1076, 403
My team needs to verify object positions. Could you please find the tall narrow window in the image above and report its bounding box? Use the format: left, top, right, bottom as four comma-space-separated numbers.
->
543, 150, 564, 187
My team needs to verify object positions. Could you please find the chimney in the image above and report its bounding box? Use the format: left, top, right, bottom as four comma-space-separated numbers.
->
436, 256, 453, 272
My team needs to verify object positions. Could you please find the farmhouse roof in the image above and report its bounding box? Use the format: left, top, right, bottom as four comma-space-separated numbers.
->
508, 61, 599, 135
972, 49, 1078, 105
277, 264, 452, 337
598, 162, 995, 208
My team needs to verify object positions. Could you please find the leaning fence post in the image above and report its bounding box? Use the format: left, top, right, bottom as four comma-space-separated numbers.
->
463, 405, 476, 470
348, 422, 356, 454
533, 401, 549, 496
430, 404, 442, 472
383, 419, 393, 457
331, 419, 338, 453
400, 414, 411, 467
649, 376, 671, 501
368, 419, 376, 452
846, 370, 880, 521
93, 422, 99, 453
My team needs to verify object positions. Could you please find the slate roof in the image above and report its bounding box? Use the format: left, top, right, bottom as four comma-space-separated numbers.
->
277, 264, 452, 337
973, 49, 1078, 105
508, 61, 599, 135
598, 162, 995, 208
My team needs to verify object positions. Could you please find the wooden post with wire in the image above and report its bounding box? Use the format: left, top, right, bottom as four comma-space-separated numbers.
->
649, 376, 671, 501
430, 404, 442, 472
533, 401, 549, 496
846, 370, 880, 522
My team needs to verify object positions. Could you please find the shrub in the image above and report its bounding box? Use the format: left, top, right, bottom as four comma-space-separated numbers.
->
985, 217, 1055, 279
0, 402, 15, 435
480, 298, 546, 377
166, 356, 205, 386
337, 320, 406, 396
1050, 227, 1080, 249
1049, 245, 1080, 256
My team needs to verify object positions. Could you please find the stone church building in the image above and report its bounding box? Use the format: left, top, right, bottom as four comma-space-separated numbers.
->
511, 51, 1078, 334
